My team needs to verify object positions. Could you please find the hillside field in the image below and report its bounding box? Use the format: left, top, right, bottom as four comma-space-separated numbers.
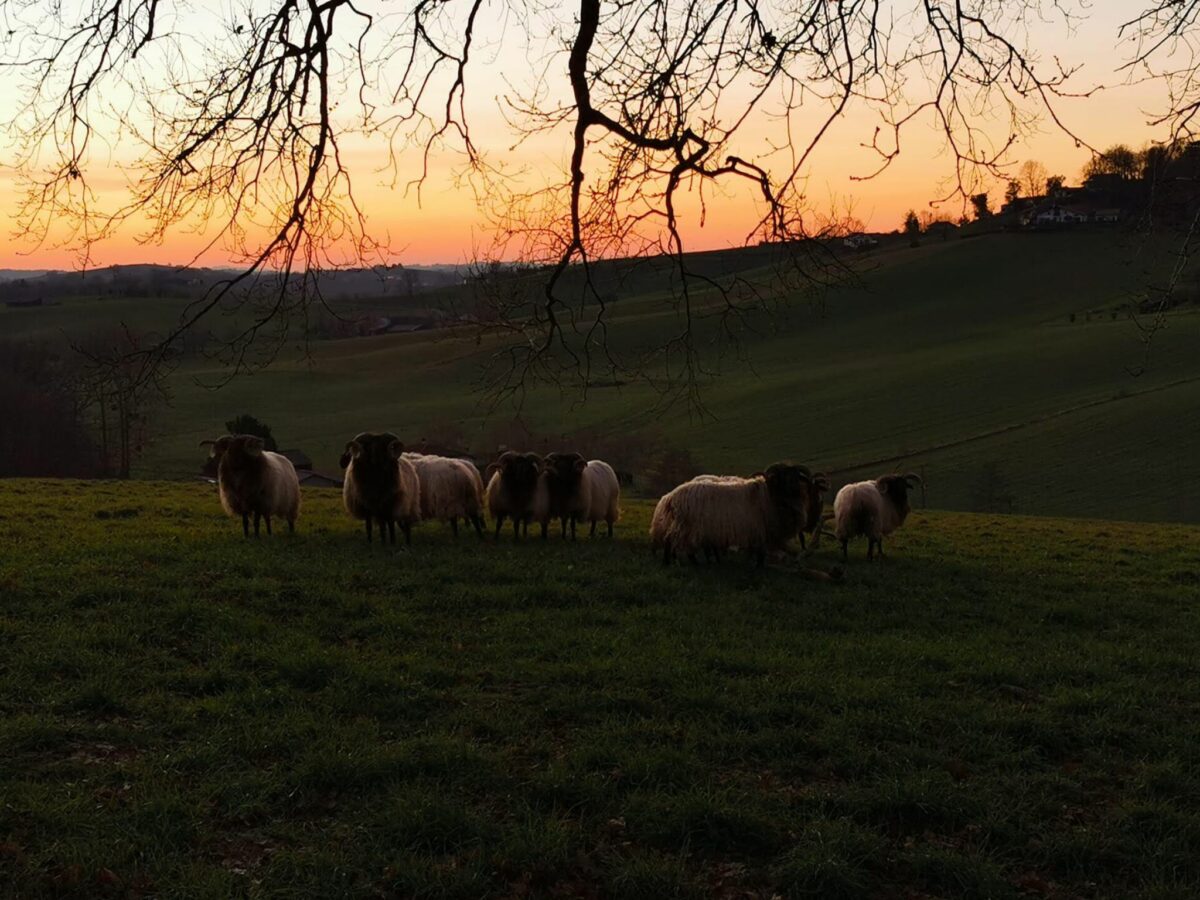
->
3, 231, 1199, 522
1, 479, 1199, 898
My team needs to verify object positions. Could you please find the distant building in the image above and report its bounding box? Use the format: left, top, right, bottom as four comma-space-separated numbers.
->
924, 220, 958, 240
279, 449, 313, 470
842, 233, 878, 250
1034, 206, 1089, 225
297, 470, 343, 489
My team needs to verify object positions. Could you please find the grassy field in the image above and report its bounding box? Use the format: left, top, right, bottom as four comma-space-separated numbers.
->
2, 479, 1199, 898
4, 231, 1199, 522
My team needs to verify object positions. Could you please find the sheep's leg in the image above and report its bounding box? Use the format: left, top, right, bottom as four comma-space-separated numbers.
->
589, 519, 597, 538
522, 518, 529, 538
494, 514, 504, 541
387, 518, 397, 545
570, 516, 577, 541
607, 520, 613, 539
402, 521, 411, 545
661, 541, 672, 566
867, 538, 876, 560
242, 513, 250, 538
450, 516, 458, 538
514, 518, 521, 540
755, 548, 766, 569
287, 517, 295, 534
472, 515, 484, 538
265, 515, 272, 536
365, 518, 373, 543
876, 537, 885, 559
799, 532, 807, 550
840, 539, 848, 561
541, 520, 549, 540
253, 512, 262, 538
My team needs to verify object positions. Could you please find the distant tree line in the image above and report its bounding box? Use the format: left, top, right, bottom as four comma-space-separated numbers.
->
0, 333, 163, 479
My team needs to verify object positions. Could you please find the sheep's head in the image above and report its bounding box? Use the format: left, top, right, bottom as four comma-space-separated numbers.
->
491, 450, 541, 493
340, 431, 403, 471
200, 435, 235, 460
875, 473, 923, 522
760, 462, 813, 527
541, 451, 586, 498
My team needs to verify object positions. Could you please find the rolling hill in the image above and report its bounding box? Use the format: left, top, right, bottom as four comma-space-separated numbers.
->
3, 230, 1197, 521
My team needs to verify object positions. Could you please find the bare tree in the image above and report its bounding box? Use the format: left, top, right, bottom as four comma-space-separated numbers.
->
73, 330, 168, 478
2, 2, 1197, 406
1018, 160, 1049, 199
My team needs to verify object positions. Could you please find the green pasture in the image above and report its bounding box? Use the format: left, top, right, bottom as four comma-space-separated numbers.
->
0, 480, 1198, 897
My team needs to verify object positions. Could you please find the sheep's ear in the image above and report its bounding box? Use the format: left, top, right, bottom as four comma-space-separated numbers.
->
387, 438, 404, 460
573, 457, 587, 473
244, 436, 265, 456
338, 442, 356, 469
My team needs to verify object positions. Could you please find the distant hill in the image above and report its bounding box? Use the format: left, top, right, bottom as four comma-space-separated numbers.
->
0, 269, 51, 282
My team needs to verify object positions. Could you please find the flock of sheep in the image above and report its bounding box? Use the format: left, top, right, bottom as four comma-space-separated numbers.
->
201, 432, 923, 564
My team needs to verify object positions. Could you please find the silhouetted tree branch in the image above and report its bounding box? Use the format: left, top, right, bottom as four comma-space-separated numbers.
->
3, 1, 1197, 407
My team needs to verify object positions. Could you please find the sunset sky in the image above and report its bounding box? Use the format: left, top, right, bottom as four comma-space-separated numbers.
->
0, 3, 1179, 270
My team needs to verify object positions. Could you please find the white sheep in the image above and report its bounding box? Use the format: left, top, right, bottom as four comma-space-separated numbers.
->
578, 459, 621, 538
403, 452, 485, 537
833, 473, 922, 560
339, 432, 421, 545
649, 464, 812, 566
200, 434, 301, 538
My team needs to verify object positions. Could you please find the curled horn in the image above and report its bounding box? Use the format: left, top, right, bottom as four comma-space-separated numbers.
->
903, 472, 924, 486
814, 473, 831, 491
198, 439, 215, 447
338, 439, 360, 469
488, 450, 516, 478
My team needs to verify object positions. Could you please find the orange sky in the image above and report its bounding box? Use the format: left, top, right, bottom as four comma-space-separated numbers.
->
0, 5, 1178, 270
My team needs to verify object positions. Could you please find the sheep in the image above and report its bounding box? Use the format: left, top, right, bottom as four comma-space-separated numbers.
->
534, 451, 587, 539
649, 463, 813, 567
832, 473, 922, 560
200, 434, 301, 538
402, 452, 485, 538
580, 459, 621, 538
339, 432, 421, 545
484, 451, 543, 540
